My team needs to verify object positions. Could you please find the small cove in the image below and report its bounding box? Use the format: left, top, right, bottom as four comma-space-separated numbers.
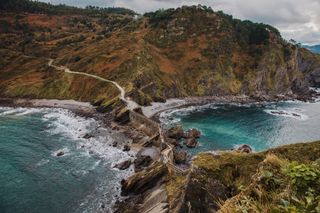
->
160, 99, 320, 155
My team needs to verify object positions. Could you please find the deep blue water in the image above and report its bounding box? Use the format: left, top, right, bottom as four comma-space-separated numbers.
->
161, 100, 320, 155
0, 108, 132, 213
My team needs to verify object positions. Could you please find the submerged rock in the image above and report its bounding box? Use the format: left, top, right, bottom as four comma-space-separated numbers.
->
56, 151, 64, 157
167, 125, 184, 140
184, 128, 201, 139
114, 160, 132, 170
123, 144, 131, 152
83, 133, 94, 139
184, 138, 198, 148
237, 144, 253, 153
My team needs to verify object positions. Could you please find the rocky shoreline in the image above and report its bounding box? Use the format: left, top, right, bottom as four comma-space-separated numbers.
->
149, 92, 318, 121
1, 90, 319, 212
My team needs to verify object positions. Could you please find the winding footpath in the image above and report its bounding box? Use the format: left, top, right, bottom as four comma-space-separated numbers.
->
48, 59, 139, 110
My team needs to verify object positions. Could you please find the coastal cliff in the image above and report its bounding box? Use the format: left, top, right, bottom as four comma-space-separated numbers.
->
1, 4, 320, 106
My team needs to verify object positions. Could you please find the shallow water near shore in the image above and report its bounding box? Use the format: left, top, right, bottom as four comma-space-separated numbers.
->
0, 107, 133, 213
161, 99, 320, 155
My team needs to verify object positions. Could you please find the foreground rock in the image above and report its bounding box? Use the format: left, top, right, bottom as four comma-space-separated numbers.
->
167, 125, 184, 140
184, 138, 198, 148
184, 128, 201, 139
134, 155, 153, 172
237, 144, 253, 153
114, 160, 132, 170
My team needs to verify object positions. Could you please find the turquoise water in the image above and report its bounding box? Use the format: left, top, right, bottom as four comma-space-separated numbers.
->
0, 108, 132, 213
161, 100, 320, 155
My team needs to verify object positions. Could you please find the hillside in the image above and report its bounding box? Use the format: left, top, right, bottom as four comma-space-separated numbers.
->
1, 3, 320, 107
179, 141, 320, 213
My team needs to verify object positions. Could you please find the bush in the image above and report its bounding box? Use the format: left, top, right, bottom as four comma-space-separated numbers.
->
284, 162, 320, 191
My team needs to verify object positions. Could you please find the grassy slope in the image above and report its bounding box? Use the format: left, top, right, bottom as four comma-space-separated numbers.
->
0, 6, 319, 106
177, 141, 320, 212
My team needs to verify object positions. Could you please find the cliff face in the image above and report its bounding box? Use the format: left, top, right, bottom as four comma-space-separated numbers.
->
0, 5, 319, 106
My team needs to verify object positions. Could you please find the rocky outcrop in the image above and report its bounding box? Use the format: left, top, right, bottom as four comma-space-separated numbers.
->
184, 138, 198, 148
166, 138, 181, 147
114, 160, 132, 170
184, 128, 201, 139
237, 144, 253, 153
134, 155, 153, 172
167, 125, 184, 140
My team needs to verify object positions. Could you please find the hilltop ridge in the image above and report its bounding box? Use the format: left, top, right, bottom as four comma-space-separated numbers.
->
0, 3, 320, 107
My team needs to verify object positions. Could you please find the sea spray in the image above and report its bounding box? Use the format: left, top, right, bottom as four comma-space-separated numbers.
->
0, 107, 133, 213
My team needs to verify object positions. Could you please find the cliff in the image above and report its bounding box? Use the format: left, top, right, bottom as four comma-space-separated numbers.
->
0, 4, 320, 106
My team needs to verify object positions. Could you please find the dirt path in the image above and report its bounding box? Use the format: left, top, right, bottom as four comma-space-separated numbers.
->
48, 59, 139, 110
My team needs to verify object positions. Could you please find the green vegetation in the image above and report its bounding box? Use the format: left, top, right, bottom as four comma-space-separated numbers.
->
183, 141, 320, 213
1, 5, 319, 105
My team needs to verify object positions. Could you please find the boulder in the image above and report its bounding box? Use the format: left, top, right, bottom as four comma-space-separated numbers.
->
112, 141, 118, 147
167, 138, 181, 147
134, 155, 153, 172
174, 150, 188, 164
123, 144, 131, 152
167, 125, 184, 140
184, 128, 201, 139
184, 138, 198, 148
114, 160, 132, 170
237, 144, 252, 153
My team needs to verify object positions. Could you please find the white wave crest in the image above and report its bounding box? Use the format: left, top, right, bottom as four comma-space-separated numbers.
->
264, 109, 308, 120
0, 107, 51, 116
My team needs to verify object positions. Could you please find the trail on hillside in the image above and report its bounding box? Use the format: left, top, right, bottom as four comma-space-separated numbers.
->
48, 59, 139, 110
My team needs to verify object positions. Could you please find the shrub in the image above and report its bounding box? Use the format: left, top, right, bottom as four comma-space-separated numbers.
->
284, 162, 320, 191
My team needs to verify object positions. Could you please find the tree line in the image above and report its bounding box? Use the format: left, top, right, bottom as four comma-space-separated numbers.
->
0, 0, 136, 16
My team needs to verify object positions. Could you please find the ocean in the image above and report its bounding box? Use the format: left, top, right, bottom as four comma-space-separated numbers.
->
0, 107, 133, 213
